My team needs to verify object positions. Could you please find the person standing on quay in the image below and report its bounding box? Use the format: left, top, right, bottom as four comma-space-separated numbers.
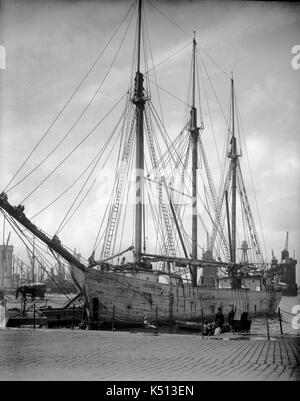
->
215, 307, 224, 331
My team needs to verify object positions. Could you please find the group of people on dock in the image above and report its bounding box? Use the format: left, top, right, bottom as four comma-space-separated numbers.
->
203, 306, 250, 335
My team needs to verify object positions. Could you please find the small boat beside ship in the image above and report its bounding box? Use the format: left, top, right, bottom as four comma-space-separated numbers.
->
176, 320, 203, 332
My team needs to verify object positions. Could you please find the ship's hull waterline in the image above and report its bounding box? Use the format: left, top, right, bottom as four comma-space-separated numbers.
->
70, 264, 282, 327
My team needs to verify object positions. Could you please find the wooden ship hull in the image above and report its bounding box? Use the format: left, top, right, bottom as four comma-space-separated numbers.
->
70, 264, 282, 328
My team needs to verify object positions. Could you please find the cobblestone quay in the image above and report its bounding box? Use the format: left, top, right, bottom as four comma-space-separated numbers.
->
0, 328, 299, 381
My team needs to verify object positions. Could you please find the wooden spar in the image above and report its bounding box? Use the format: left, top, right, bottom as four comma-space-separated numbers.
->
0, 193, 87, 272
91, 245, 134, 267
141, 252, 234, 268
133, 0, 145, 264
225, 190, 232, 261
190, 32, 199, 286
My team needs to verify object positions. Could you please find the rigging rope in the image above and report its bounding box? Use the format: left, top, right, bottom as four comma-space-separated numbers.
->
196, 43, 231, 81
55, 102, 131, 235
3, 0, 137, 194
9, 7, 136, 196
145, 76, 190, 107
235, 95, 267, 261
145, 41, 192, 76
115, 142, 135, 260
197, 50, 230, 128
196, 51, 222, 173
143, 5, 164, 125
58, 116, 129, 237
1, 210, 74, 302
146, 0, 192, 40
147, 102, 221, 250
101, 106, 136, 258
30, 103, 131, 220
20, 91, 128, 204
92, 102, 134, 253
146, 0, 231, 80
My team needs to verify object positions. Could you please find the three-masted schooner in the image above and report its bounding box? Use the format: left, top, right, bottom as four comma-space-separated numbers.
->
0, 0, 283, 328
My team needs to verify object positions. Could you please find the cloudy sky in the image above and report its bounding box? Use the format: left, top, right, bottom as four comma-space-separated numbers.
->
0, 0, 299, 282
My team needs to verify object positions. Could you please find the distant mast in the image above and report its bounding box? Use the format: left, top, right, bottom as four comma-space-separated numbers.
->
190, 32, 199, 286
229, 74, 237, 263
133, 0, 145, 264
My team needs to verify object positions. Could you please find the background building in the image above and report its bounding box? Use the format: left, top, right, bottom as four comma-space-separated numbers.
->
0, 245, 13, 289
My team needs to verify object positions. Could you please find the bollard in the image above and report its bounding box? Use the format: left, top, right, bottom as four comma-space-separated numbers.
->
278, 307, 283, 335
201, 308, 204, 338
112, 305, 115, 331
266, 313, 270, 340
33, 303, 36, 329
156, 306, 158, 328
22, 299, 26, 318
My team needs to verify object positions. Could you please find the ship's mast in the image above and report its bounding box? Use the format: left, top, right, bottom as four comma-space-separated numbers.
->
230, 74, 237, 263
190, 32, 199, 286
133, 0, 145, 264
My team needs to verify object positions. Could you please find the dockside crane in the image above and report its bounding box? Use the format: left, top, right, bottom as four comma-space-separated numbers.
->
271, 248, 278, 265
281, 232, 289, 262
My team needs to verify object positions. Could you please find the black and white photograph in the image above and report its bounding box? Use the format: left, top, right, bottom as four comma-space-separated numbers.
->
0, 0, 299, 384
